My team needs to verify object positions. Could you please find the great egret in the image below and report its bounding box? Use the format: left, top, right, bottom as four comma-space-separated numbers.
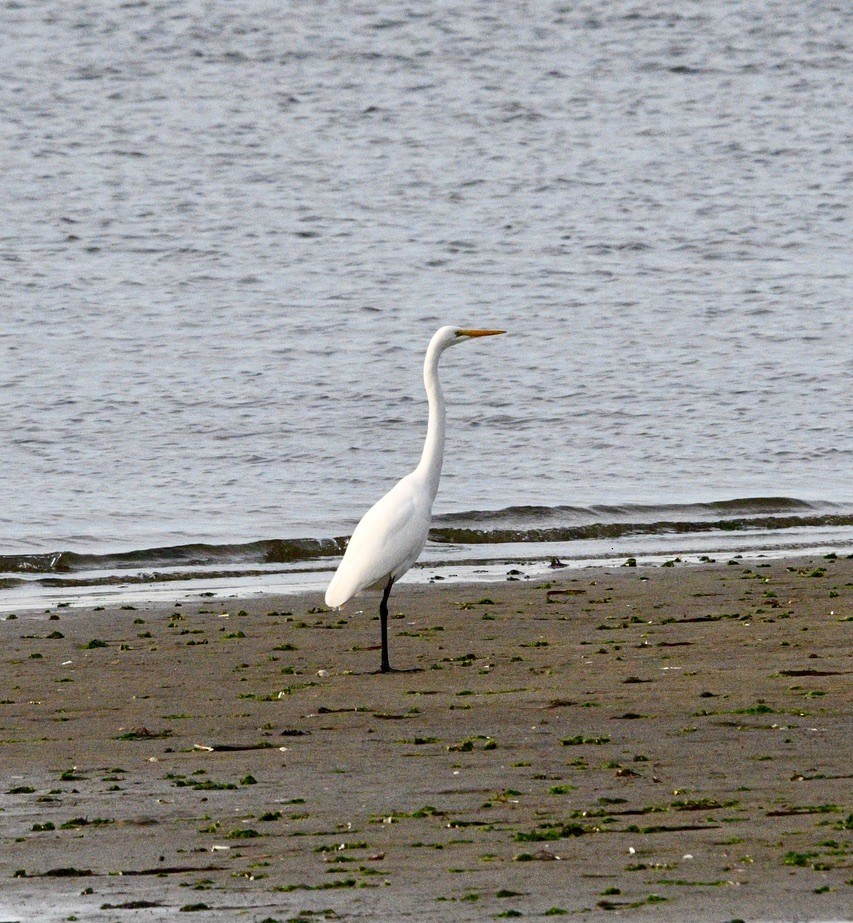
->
325, 326, 505, 672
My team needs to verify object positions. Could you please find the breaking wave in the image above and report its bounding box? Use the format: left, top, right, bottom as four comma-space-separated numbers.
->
2, 497, 850, 589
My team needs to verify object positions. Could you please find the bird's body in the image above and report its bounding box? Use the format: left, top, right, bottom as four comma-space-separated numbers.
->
324, 470, 432, 607
325, 325, 504, 672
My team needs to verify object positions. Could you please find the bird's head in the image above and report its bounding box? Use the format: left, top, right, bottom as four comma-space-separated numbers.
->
437, 326, 506, 348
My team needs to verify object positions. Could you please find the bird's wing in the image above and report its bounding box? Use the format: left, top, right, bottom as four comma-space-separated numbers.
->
325, 474, 431, 607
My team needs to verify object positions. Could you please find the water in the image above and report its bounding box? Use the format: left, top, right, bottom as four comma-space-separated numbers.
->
2, 1, 851, 587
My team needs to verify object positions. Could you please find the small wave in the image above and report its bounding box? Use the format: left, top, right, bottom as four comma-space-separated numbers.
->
0, 568, 283, 590
429, 497, 850, 545
429, 514, 853, 546
1, 497, 849, 579
1, 538, 347, 576
433, 496, 821, 529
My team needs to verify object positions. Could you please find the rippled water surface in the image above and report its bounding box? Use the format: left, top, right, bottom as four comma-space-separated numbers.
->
2, 0, 850, 557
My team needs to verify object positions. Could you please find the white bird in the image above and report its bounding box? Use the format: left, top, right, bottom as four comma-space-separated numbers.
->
325, 325, 505, 672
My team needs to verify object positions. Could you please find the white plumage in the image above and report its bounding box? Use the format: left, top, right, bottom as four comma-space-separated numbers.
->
325, 472, 430, 606
325, 325, 505, 672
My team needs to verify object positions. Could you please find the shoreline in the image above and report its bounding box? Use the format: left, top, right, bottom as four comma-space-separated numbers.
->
1, 553, 850, 921
2, 533, 851, 616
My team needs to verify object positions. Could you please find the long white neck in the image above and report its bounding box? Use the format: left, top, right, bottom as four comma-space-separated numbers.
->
414, 334, 447, 501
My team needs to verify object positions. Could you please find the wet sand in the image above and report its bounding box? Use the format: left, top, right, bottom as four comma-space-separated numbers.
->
1, 554, 850, 922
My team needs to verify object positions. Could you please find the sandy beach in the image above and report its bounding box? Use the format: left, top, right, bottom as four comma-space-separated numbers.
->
1, 554, 850, 922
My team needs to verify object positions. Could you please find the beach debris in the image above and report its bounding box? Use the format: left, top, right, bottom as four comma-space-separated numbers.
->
766, 804, 842, 817
514, 849, 562, 861
15, 867, 93, 878
778, 668, 844, 676
315, 706, 366, 714
622, 823, 720, 833
101, 902, 162, 910
192, 742, 273, 752
116, 727, 173, 740
60, 817, 114, 829
119, 864, 226, 874
560, 735, 610, 746
226, 828, 260, 839
447, 735, 497, 752
549, 557, 567, 568
317, 669, 330, 677
59, 767, 86, 780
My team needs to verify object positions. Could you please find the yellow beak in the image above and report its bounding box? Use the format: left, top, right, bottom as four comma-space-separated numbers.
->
457, 329, 506, 337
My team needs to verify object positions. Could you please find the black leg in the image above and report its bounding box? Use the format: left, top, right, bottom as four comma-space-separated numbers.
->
379, 576, 393, 673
